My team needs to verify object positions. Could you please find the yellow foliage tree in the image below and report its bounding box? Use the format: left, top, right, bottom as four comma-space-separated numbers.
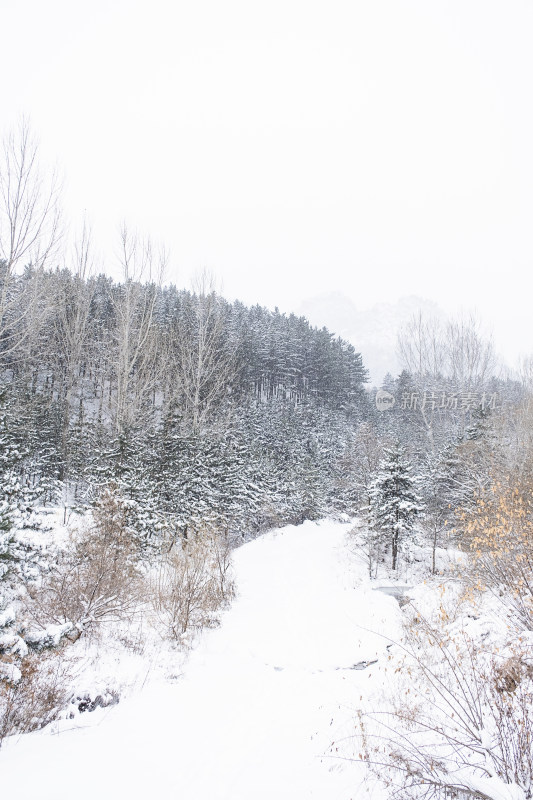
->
462, 480, 533, 630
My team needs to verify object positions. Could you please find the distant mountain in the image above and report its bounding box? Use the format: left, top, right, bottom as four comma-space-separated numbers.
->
298, 293, 445, 387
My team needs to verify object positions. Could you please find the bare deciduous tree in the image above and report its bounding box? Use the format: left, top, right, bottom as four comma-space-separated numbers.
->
397, 311, 499, 447
54, 221, 97, 483
398, 310, 497, 390
397, 311, 445, 380
445, 313, 498, 390
110, 225, 167, 435
172, 270, 237, 434
0, 119, 62, 359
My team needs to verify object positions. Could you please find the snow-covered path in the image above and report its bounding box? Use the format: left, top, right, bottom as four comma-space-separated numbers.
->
0, 520, 401, 800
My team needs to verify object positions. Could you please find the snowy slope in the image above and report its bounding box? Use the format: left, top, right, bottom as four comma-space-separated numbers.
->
0, 520, 401, 800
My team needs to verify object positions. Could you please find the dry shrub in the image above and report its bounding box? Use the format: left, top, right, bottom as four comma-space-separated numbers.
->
0, 651, 73, 746
26, 483, 145, 639
357, 614, 533, 800
152, 527, 235, 640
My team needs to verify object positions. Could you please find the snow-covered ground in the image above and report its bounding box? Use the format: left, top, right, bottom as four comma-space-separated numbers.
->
0, 519, 404, 800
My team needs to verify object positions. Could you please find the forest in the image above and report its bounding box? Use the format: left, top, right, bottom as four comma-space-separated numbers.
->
0, 245, 525, 559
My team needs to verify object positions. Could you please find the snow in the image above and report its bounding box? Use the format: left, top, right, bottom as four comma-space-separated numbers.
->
448, 770, 525, 800
0, 661, 21, 684
24, 622, 74, 651
0, 606, 16, 628
0, 632, 28, 657
0, 519, 400, 800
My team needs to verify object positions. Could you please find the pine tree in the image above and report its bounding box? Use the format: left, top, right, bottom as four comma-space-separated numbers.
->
369, 443, 422, 570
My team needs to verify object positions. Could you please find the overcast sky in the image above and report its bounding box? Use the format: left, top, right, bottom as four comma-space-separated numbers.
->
2, 0, 532, 369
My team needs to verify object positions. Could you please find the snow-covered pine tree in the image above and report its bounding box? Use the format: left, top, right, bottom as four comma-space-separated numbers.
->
369, 442, 422, 570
